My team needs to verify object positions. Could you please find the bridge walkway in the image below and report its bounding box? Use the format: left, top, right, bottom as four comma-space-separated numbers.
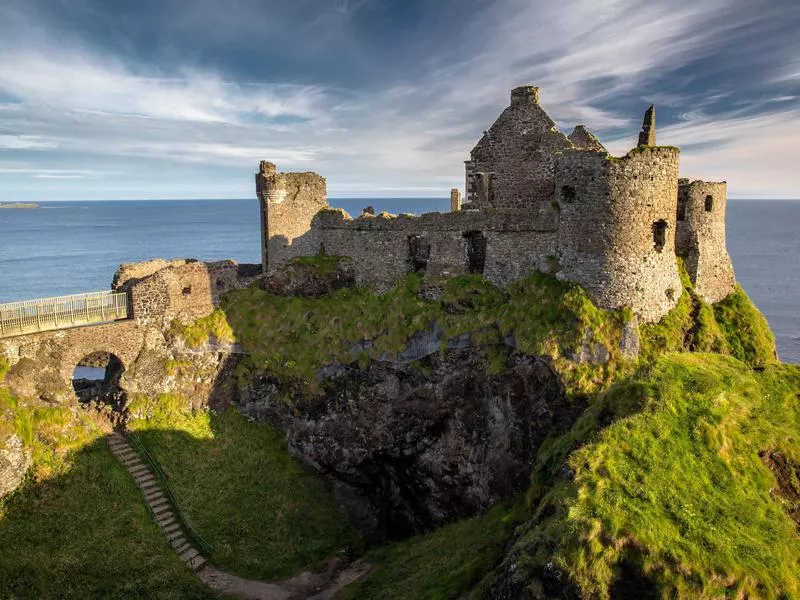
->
0, 290, 130, 339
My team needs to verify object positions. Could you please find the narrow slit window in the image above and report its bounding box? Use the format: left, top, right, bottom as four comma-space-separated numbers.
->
677, 198, 686, 221
704, 195, 713, 212
561, 185, 576, 203
653, 220, 668, 252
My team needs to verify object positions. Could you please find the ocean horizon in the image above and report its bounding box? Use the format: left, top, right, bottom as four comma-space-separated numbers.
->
1, 198, 798, 363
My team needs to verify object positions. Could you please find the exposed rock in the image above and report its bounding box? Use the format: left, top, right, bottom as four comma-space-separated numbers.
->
0, 435, 32, 498
238, 347, 578, 542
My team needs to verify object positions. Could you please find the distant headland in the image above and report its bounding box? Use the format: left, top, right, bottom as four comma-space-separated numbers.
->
0, 202, 39, 209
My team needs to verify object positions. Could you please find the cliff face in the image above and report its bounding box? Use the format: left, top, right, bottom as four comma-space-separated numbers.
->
238, 347, 575, 542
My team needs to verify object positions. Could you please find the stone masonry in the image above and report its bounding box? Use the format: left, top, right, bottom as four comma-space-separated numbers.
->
676, 179, 736, 303
256, 85, 737, 323
1, 260, 258, 405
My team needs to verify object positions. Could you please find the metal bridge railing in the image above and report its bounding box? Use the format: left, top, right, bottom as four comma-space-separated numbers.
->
0, 290, 130, 338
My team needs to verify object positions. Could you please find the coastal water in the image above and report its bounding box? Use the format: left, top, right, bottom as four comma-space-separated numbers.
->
0, 199, 797, 363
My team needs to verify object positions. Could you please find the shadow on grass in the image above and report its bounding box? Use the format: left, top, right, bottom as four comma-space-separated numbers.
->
126, 407, 364, 582
0, 437, 219, 600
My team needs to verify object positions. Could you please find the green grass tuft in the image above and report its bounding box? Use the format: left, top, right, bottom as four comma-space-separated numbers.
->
713, 286, 777, 366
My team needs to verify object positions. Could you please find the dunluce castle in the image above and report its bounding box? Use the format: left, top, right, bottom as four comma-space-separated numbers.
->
256, 85, 736, 323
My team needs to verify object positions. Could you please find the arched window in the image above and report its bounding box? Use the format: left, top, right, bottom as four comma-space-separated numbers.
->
704, 195, 713, 212
653, 220, 668, 252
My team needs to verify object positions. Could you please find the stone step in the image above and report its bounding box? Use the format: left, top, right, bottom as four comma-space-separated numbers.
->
154, 504, 173, 518
135, 473, 156, 486
188, 555, 207, 572
151, 500, 171, 514
130, 465, 152, 478
116, 449, 139, 461
166, 528, 185, 543
144, 489, 165, 503
139, 480, 160, 493
180, 547, 200, 563
173, 540, 192, 555
161, 519, 180, 533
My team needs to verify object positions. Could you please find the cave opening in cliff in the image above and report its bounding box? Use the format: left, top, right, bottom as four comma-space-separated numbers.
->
72, 351, 127, 416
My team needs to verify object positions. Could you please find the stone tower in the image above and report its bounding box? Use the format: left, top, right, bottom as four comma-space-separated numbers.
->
675, 179, 736, 303
555, 146, 683, 322
255, 161, 328, 274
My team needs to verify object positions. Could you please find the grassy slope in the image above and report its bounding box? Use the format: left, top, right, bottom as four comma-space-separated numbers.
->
338, 500, 526, 600
496, 354, 800, 599
0, 434, 217, 599
128, 402, 363, 580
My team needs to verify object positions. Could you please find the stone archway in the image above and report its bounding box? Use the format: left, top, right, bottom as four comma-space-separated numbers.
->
72, 351, 126, 407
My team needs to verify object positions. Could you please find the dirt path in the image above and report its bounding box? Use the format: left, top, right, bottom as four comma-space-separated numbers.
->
198, 559, 372, 600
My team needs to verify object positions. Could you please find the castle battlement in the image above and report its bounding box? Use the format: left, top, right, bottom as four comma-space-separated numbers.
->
255, 86, 737, 323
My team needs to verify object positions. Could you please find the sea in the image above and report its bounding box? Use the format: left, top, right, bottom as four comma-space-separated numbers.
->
0, 198, 798, 364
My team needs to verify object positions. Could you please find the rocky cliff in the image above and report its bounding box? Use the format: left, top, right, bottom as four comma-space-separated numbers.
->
239, 347, 575, 541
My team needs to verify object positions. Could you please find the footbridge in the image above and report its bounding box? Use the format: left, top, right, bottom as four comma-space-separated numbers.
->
0, 291, 130, 339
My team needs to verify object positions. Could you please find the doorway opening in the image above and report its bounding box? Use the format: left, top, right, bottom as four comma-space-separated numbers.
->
463, 231, 487, 274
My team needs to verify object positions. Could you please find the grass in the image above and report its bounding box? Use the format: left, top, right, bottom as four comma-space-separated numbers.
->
494, 354, 800, 598
337, 500, 526, 600
0, 428, 218, 599
221, 271, 635, 397
713, 286, 777, 366
128, 398, 363, 580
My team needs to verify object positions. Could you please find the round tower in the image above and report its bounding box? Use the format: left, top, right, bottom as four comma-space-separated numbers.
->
555, 146, 682, 323
675, 180, 735, 303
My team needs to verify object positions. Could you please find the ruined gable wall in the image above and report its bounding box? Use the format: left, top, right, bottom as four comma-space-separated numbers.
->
555, 147, 682, 322
676, 180, 736, 303
467, 87, 573, 211
256, 161, 328, 274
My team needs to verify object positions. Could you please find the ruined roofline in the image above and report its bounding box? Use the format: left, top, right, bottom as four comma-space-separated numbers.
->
679, 178, 728, 186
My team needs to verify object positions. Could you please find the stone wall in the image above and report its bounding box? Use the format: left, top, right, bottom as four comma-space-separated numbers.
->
1, 259, 254, 406
306, 207, 559, 289
676, 179, 736, 303
467, 86, 573, 211
116, 260, 252, 327
256, 160, 328, 274
555, 147, 683, 322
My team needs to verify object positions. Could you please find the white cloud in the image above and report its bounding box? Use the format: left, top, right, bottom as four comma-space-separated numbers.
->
0, 134, 57, 149
0, 0, 798, 199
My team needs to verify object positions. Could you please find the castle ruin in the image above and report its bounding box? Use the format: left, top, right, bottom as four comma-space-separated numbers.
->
256, 86, 736, 323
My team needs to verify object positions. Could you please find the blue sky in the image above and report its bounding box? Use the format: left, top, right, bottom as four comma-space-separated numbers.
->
0, 0, 798, 200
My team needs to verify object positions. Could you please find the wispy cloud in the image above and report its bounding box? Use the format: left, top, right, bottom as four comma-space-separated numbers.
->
0, 0, 797, 199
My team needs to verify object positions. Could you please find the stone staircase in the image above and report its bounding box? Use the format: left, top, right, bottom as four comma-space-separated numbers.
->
107, 431, 208, 572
